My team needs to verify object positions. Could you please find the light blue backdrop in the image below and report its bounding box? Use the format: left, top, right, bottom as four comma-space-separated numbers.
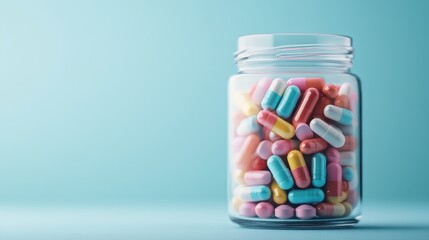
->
0, 0, 428, 206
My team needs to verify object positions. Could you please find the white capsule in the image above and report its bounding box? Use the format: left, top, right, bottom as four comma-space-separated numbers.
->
309, 118, 345, 148
324, 104, 353, 125
338, 83, 351, 97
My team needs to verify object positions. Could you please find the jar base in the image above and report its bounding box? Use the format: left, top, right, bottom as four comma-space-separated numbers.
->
230, 215, 360, 229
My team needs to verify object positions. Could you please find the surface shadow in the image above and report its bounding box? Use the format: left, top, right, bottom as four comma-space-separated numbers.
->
353, 224, 429, 231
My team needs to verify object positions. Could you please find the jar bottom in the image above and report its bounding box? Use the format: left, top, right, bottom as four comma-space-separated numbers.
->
230, 215, 361, 229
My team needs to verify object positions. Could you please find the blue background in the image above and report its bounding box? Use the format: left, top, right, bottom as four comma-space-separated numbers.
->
1, 0, 428, 207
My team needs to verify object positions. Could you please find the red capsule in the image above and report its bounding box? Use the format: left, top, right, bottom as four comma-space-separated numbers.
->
334, 95, 350, 110
326, 163, 343, 203
299, 138, 328, 155
338, 136, 356, 152
311, 96, 332, 121
322, 84, 338, 99
292, 88, 320, 127
316, 203, 346, 217
252, 156, 268, 170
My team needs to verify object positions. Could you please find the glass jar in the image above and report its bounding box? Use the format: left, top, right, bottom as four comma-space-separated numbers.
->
228, 33, 361, 228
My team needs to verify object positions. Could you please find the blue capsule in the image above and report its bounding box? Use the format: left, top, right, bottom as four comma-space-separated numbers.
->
342, 166, 356, 181
261, 78, 287, 111
237, 185, 271, 202
267, 155, 294, 190
276, 85, 301, 119
288, 188, 325, 204
311, 153, 327, 187
324, 104, 353, 125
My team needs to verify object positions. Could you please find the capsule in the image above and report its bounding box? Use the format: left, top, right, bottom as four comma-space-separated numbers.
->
325, 147, 340, 163
324, 105, 353, 125
234, 169, 245, 184
292, 88, 320, 127
338, 136, 356, 151
257, 110, 295, 139
267, 155, 294, 190
342, 167, 355, 181
235, 92, 260, 116
251, 156, 268, 170
340, 151, 355, 166
342, 202, 353, 216
286, 77, 325, 92
276, 85, 301, 119
235, 134, 260, 170
238, 185, 271, 202
256, 140, 272, 160
286, 150, 311, 188
271, 139, 294, 156
311, 153, 327, 187
316, 203, 346, 217
239, 202, 256, 217
236, 116, 262, 136
310, 118, 345, 148
326, 162, 343, 203
271, 180, 287, 204
268, 131, 282, 142
275, 205, 294, 219
261, 78, 287, 111
295, 123, 314, 141
299, 138, 328, 155
322, 84, 338, 99
334, 94, 350, 110
288, 188, 325, 204
312, 96, 332, 120
244, 170, 272, 186
338, 83, 351, 97
251, 78, 273, 106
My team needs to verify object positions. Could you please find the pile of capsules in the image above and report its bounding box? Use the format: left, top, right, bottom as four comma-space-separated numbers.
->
230, 77, 359, 220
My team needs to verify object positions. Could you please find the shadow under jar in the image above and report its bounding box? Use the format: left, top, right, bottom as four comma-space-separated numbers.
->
228, 33, 362, 228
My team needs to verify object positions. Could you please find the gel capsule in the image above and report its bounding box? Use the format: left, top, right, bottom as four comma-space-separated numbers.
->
238, 185, 271, 202
239, 202, 256, 217
326, 162, 343, 203
299, 138, 328, 155
324, 105, 353, 125
256, 140, 272, 160
312, 96, 332, 120
286, 77, 325, 92
271, 140, 294, 156
295, 123, 314, 141
235, 134, 260, 170
261, 78, 287, 111
288, 188, 325, 204
267, 155, 294, 190
286, 150, 311, 188
316, 203, 346, 217
251, 78, 273, 106
325, 147, 340, 163
338, 83, 351, 97
342, 202, 353, 216
276, 85, 301, 119
235, 92, 260, 116
236, 116, 262, 136
292, 88, 320, 127
252, 156, 268, 170
342, 167, 355, 181
271, 180, 287, 204
322, 84, 338, 99
257, 110, 295, 140
334, 94, 350, 110
310, 118, 345, 148
244, 170, 272, 186
311, 153, 327, 187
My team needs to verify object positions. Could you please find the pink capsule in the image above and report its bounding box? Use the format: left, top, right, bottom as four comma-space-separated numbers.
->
236, 134, 260, 170
338, 136, 356, 152
239, 202, 256, 217
232, 137, 246, 153
325, 147, 340, 163
256, 140, 273, 160
271, 140, 294, 156
295, 204, 316, 219
326, 163, 343, 203
244, 171, 272, 186
255, 202, 274, 218
295, 123, 314, 141
286, 77, 325, 92
251, 78, 273, 106
274, 205, 295, 219
299, 138, 328, 155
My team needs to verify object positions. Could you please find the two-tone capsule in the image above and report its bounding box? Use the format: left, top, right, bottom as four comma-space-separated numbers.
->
236, 116, 262, 136
235, 92, 260, 116
288, 188, 325, 204
324, 105, 353, 125
267, 155, 294, 190
257, 110, 295, 139
311, 153, 327, 187
310, 118, 345, 148
261, 78, 287, 111
326, 162, 343, 203
286, 77, 325, 92
237, 185, 271, 202
271, 180, 287, 204
286, 150, 311, 188
299, 138, 328, 155
316, 203, 346, 217
276, 85, 301, 119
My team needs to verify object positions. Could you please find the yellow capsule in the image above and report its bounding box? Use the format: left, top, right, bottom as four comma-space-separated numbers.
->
286, 150, 311, 188
342, 202, 353, 216
271, 180, 287, 204
257, 110, 295, 139
286, 150, 306, 170
235, 92, 260, 116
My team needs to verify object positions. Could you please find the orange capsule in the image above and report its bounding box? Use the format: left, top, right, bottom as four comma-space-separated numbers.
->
299, 138, 328, 155
338, 136, 356, 151
322, 84, 338, 99
292, 88, 320, 127
334, 95, 350, 110
236, 134, 260, 170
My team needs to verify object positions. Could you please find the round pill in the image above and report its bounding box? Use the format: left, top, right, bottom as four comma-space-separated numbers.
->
275, 205, 294, 219
295, 205, 316, 219
255, 202, 274, 218
239, 203, 256, 217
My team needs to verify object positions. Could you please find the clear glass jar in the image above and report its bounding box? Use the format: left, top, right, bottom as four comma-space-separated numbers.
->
228, 33, 361, 228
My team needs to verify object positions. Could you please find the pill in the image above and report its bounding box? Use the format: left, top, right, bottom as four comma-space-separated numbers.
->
324, 105, 353, 125
334, 94, 350, 110
347, 189, 359, 207
288, 188, 325, 204
312, 153, 327, 187
267, 155, 295, 190
231, 197, 242, 212
348, 175, 358, 190
261, 78, 287, 111
292, 88, 320, 127
235, 92, 261, 116
232, 137, 246, 154
255, 202, 274, 218
295, 204, 316, 219
271, 140, 294, 156
256, 140, 273, 159
244, 170, 272, 186
271, 180, 287, 204
295, 123, 314, 141
234, 169, 245, 184
340, 191, 348, 202
342, 181, 349, 191
299, 138, 328, 155
338, 83, 351, 97
316, 203, 346, 217
268, 131, 282, 141
338, 136, 356, 151
238, 185, 271, 202
239, 202, 256, 217
286, 77, 325, 92
340, 151, 356, 166
310, 118, 345, 148
252, 156, 268, 170
326, 162, 343, 203
236, 116, 262, 136
275, 205, 294, 219
287, 150, 311, 188
342, 202, 353, 216
276, 85, 301, 119
322, 84, 338, 99
312, 96, 332, 121
235, 134, 260, 170
325, 147, 340, 163
342, 167, 355, 181
251, 78, 273, 106
257, 110, 295, 139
